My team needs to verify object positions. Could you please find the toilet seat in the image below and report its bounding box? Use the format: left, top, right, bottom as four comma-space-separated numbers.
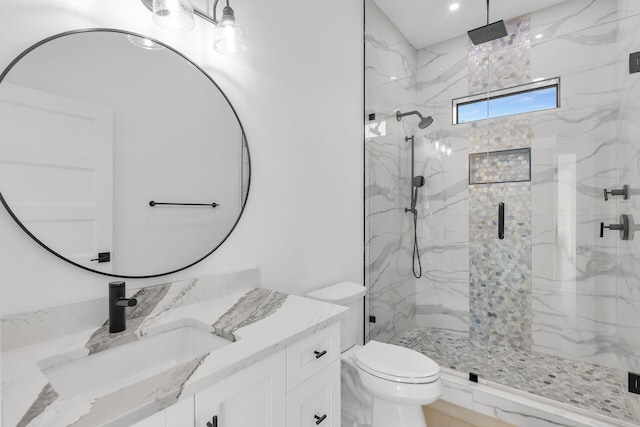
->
354, 340, 440, 384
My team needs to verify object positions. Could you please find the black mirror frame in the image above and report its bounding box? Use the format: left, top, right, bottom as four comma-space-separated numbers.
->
0, 28, 251, 279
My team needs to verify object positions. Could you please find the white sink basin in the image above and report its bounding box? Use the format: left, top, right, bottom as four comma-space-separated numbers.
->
41, 325, 231, 400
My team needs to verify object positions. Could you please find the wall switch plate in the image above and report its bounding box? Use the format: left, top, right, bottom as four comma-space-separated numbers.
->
630, 52, 640, 74
629, 372, 640, 394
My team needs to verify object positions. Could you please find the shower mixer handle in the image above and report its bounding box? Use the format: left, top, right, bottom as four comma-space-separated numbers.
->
603, 185, 630, 201
600, 214, 634, 240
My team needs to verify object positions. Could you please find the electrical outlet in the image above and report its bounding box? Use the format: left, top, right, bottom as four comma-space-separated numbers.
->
369, 315, 376, 323
629, 372, 640, 394
469, 372, 479, 383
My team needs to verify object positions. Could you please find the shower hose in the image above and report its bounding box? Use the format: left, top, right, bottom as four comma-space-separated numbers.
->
411, 209, 422, 279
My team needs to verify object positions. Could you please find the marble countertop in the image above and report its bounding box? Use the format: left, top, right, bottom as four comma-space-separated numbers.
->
1, 270, 348, 426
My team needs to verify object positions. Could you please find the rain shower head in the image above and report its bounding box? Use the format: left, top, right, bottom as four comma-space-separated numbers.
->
396, 110, 434, 129
468, 20, 507, 45
467, 0, 507, 45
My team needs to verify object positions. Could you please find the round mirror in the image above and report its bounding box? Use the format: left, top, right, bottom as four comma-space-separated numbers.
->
0, 29, 250, 278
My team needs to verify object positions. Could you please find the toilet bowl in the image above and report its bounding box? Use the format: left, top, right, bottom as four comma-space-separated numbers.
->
306, 282, 443, 427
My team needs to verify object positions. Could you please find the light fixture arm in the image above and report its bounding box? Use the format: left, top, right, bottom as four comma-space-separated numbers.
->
140, 0, 218, 25
211, 0, 235, 25
210, 0, 221, 25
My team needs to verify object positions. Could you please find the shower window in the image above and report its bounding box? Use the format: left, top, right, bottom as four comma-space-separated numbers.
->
453, 77, 559, 124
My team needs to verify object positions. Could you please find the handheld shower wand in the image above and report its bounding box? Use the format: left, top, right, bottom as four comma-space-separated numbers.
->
403, 135, 426, 278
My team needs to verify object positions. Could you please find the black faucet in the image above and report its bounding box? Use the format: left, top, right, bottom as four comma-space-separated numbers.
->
109, 281, 138, 333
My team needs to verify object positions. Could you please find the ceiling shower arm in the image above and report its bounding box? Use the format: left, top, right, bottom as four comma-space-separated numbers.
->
486, 0, 490, 25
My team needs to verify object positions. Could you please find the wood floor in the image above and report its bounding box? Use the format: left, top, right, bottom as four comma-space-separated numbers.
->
423, 400, 516, 427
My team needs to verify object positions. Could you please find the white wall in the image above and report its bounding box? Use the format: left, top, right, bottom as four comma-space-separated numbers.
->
0, 0, 364, 314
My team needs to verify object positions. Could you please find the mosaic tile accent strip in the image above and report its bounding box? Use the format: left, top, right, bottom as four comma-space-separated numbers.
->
468, 15, 531, 95
469, 148, 531, 185
394, 327, 639, 424
469, 182, 532, 350
468, 115, 532, 154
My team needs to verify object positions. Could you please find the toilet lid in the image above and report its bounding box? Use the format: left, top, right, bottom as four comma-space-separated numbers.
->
355, 340, 440, 384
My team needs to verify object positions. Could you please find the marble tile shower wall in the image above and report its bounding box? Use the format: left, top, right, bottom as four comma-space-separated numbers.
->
528, 0, 626, 369
413, 36, 470, 335
364, 0, 418, 342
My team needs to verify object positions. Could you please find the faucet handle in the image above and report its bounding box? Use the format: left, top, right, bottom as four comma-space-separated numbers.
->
115, 298, 137, 307
109, 281, 137, 333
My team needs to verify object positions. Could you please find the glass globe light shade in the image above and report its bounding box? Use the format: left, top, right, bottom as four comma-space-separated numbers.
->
126, 35, 165, 50
153, 0, 195, 31
214, 18, 247, 55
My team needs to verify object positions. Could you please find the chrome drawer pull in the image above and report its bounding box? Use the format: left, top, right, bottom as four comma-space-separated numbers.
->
314, 414, 327, 425
314, 350, 327, 359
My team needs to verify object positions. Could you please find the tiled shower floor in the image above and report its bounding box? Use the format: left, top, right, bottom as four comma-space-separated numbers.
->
394, 328, 640, 424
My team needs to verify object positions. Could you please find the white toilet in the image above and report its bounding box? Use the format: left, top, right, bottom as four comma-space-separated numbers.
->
307, 282, 442, 427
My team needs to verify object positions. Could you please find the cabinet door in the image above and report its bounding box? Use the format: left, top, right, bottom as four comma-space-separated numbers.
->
195, 350, 286, 427
287, 360, 340, 427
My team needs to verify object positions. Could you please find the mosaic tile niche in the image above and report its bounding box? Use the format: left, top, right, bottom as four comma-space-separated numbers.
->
469, 148, 531, 185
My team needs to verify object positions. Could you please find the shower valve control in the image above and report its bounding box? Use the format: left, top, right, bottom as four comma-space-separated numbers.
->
603, 185, 630, 201
600, 214, 634, 241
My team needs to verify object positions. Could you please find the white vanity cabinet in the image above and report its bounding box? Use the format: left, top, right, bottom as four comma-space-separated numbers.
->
131, 322, 340, 427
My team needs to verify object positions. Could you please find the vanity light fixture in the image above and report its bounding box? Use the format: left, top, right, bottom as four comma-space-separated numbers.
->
152, 0, 195, 31
213, 0, 247, 55
143, 0, 247, 55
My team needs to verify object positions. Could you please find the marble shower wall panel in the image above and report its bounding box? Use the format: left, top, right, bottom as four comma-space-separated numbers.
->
366, 130, 416, 342
414, 155, 469, 333
412, 42, 471, 334
528, 2, 624, 368
365, 0, 418, 342
531, 138, 619, 367
364, 0, 416, 91
614, 5, 640, 374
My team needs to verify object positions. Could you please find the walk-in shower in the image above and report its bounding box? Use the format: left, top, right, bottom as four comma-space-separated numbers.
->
366, 0, 640, 424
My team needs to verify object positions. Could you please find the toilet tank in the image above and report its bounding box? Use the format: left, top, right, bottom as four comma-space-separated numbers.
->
306, 282, 366, 352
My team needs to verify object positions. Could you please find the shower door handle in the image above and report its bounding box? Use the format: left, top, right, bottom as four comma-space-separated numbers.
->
498, 202, 505, 240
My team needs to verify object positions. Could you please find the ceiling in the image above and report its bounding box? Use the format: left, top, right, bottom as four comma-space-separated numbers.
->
371, 0, 568, 49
